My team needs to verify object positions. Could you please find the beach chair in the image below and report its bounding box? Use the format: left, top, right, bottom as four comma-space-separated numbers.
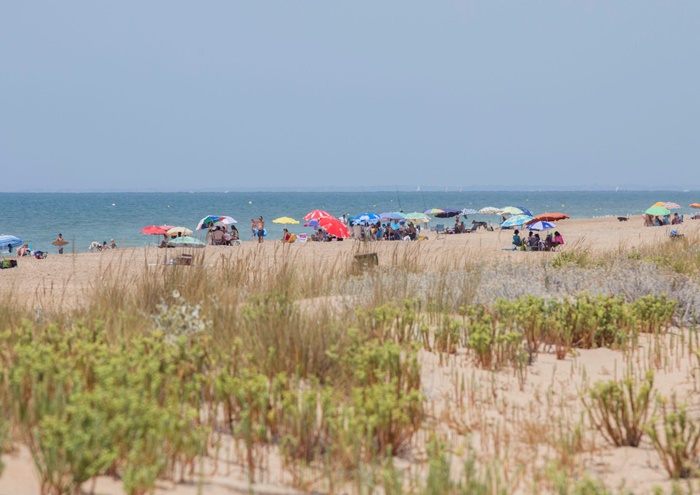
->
434, 224, 446, 239
298, 233, 308, 242
465, 224, 478, 233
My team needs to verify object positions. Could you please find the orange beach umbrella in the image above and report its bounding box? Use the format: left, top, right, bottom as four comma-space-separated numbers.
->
526, 212, 569, 224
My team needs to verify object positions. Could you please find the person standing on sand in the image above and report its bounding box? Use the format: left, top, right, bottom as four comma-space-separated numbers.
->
256, 216, 265, 243
250, 219, 257, 240
55, 233, 65, 254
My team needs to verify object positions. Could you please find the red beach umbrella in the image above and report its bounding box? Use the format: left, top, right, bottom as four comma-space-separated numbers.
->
318, 218, 350, 239
526, 212, 570, 224
690, 203, 700, 209
141, 225, 170, 235
303, 209, 335, 221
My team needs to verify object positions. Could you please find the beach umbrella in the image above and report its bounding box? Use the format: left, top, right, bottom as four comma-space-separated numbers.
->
167, 236, 206, 248
515, 206, 533, 217
141, 225, 170, 235
0, 235, 23, 252
691, 203, 700, 209
196, 215, 237, 231
424, 208, 445, 216
479, 206, 501, 215
501, 215, 533, 228
527, 212, 569, 223
527, 221, 556, 231
379, 212, 406, 220
272, 217, 300, 225
653, 202, 681, 209
303, 209, 335, 221
435, 208, 461, 218
404, 212, 431, 223
167, 226, 193, 237
304, 219, 320, 228
461, 208, 478, 216
352, 213, 381, 225
645, 206, 671, 216
499, 206, 527, 216
317, 218, 350, 238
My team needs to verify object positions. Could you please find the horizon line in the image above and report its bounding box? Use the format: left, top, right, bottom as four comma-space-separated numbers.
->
1, 185, 698, 194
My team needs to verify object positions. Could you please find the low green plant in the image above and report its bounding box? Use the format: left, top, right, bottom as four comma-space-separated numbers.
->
646, 394, 700, 479
583, 371, 654, 447
0, 414, 6, 476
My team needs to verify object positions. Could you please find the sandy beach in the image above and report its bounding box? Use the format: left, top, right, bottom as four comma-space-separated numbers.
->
1, 215, 699, 495
2, 217, 697, 309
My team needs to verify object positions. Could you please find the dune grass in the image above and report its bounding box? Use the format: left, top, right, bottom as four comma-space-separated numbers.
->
1, 239, 700, 494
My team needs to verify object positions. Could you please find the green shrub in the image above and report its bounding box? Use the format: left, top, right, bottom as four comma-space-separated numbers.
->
583, 371, 654, 447
646, 395, 700, 479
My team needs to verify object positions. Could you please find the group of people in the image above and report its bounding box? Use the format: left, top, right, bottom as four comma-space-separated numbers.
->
512, 229, 564, 251
207, 225, 240, 245
644, 213, 683, 227
89, 240, 118, 252
351, 221, 422, 241
250, 217, 266, 243
14, 243, 48, 259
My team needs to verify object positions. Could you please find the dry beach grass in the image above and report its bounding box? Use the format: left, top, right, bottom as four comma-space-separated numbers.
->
1, 216, 700, 494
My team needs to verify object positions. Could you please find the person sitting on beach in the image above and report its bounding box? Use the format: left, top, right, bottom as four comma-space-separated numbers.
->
211, 227, 225, 245
643, 214, 653, 227
512, 230, 522, 247
654, 216, 663, 226
281, 228, 292, 243
526, 231, 535, 247
110, 239, 117, 249
16, 244, 30, 257
407, 222, 417, 240
672, 213, 681, 225
230, 225, 239, 240
102, 241, 110, 250
534, 233, 544, 251
552, 231, 564, 248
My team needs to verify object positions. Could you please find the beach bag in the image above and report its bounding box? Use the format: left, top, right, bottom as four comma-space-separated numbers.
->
1, 259, 17, 269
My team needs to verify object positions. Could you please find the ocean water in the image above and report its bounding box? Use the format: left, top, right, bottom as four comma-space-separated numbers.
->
0, 191, 696, 253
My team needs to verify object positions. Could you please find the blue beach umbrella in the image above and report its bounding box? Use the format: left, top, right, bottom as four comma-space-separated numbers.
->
379, 211, 406, 221
353, 213, 381, 225
501, 215, 533, 228
515, 206, 534, 217
0, 235, 23, 252
527, 221, 556, 231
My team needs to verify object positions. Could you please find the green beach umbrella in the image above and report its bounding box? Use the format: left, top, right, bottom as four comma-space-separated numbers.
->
167, 236, 206, 248
404, 212, 431, 223
645, 206, 671, 216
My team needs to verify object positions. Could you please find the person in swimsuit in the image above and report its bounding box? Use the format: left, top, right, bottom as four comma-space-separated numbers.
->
55, 233, 65, 254
256, 216, 265, 243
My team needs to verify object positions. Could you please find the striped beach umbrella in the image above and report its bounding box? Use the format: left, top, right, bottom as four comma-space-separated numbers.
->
501, 215, 533, 228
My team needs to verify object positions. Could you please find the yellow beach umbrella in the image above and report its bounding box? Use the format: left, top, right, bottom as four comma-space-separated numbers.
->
166, 226, 193, 237
272, 217, 300, 225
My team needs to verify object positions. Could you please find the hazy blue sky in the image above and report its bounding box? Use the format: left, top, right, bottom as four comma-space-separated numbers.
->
1, 1, 698, 192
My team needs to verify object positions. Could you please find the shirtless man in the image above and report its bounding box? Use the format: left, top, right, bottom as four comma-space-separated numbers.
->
256, 216, 265, 243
